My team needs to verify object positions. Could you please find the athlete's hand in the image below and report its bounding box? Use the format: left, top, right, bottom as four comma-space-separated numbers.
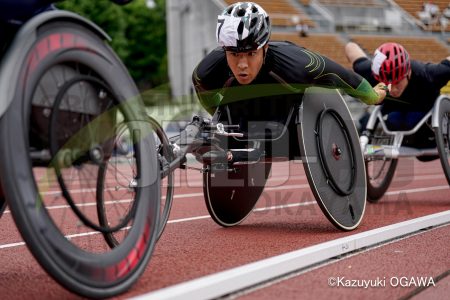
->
373, 82, 388, 105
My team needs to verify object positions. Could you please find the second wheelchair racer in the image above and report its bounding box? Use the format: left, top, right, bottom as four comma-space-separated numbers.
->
345, 41, 450, 150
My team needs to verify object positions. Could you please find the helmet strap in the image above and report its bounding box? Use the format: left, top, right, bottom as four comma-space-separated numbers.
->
263, 45, 268, 64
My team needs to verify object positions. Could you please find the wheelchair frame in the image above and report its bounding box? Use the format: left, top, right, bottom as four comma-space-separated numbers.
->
361, 94, 450, 202
160, 87, 367, 231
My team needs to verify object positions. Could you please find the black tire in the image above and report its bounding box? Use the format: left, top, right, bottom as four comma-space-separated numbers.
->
203, 163, 271, 227
97, 118, 174, 247
0, 21, 160, 298
365, 122, 398, 202
0, 187, 6, 218
366, 159, 398, 202
435, 98, 450, 185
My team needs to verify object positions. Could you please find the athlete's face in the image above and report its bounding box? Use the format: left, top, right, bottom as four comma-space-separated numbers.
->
387, 73, 410, 98
225, 46, 266, 85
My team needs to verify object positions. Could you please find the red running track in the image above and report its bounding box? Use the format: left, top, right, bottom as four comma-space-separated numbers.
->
0, 158, 449, 299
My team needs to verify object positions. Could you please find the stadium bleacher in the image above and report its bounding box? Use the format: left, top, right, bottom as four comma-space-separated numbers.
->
349, 34, 449, 63
393, 0, 450, 31
317, 0, 387, 8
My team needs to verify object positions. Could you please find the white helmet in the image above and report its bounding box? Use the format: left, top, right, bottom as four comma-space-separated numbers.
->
217, 2, 271, 52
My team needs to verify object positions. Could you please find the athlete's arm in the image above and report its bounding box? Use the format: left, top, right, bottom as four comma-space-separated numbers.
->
192, 66, 222, 115
344, 42, 367, 65
191, 48, 230, 115
305, 51, 385, 105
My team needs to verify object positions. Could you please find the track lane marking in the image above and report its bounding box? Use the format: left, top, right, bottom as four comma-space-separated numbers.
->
29, 173, 447, 197
3, 181, 448, 215
0, 184, 449, 249
130, 211, 450, 300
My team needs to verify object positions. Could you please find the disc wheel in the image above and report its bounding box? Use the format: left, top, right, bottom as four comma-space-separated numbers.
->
0, 21, 160, 298
298, 87, 366, 231
203, 163, 271, 227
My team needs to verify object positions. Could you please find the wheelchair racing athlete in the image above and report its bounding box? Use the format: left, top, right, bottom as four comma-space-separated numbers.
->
192, 1, 387, 164
345, 41, 450, 153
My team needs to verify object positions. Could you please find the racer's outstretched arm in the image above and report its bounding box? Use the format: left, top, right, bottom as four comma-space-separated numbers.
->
304, 49, 386, 105
345, 42, 367, 65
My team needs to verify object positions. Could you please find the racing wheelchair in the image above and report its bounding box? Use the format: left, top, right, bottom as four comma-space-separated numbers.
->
140, 86, 368, 235
0, 2, 164, 298
360, 95, 450, 202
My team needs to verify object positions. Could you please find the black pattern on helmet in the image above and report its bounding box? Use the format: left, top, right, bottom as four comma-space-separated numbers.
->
217, 2, 271, 52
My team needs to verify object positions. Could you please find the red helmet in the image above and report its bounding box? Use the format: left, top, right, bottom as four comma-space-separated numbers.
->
371, 42, 411, 85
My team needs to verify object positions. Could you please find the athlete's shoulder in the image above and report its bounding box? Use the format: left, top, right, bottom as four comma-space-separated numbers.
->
411, 59, 440, 78
266, 40, 308, 63
193, 47, 230, 91
194, 47, 227, 78
265, 40, 319, 84
268, 40, 305, 54
196, 47, 226, 69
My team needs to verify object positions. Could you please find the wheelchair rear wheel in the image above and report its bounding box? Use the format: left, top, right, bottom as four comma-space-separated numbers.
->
298, 87, 366, 231
434, 96, 450, 186
203, 163, 271, 227
0, 21, 160, 298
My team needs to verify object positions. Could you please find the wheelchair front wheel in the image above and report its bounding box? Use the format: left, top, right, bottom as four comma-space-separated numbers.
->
96, 118, 174, 247
203, 163, 271, 227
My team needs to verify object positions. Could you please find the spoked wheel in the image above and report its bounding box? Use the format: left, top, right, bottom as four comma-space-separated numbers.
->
203, 162, 271, 227
0, 21, 160, 298
298, 87, 366, 231
365, 121, 398, 202
434, 96, 450, 186
96, 118, 174, 248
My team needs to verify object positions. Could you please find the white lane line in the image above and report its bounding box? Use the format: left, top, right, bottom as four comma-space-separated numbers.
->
0, 242, 26, 249
166, 201, 317, 225
0, 200, 317, 249
0, 184, 448, 249
386, 185, 449, 196
1, 184, 311, 214
130, 210, 450, 300
181, 173, 446, 188
33, 173, 445, 196
4, 182, 447, 215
